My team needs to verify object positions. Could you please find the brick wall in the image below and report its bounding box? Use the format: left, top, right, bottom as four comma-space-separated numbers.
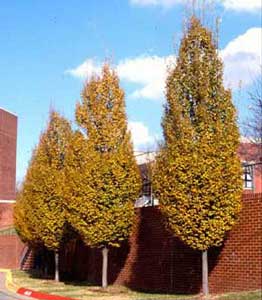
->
208, 193, 262, 293
58, 193, 261, 294
0, 235, 24, 268
0, 203, 14, 229
254, 165, 262, 193
3, 193, 260, 293
0, 108, 17, 200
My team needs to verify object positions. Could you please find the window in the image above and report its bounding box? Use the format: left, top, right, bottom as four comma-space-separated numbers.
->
135, 162, 159, 207
242, 163, 254, 190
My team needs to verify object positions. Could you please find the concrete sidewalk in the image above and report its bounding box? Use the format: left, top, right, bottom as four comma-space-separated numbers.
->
0, 272, 32, 300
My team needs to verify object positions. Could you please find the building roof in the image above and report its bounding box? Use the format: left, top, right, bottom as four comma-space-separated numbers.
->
134, 151, 157, 165
0, 107, 17, 117
238, 142, 262, 164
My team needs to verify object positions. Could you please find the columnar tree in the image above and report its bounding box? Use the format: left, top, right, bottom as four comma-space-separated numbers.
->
14, 111, 72, 281
153, 17, 243, 296
14, 164, 43, 248
66, 64, 141, 288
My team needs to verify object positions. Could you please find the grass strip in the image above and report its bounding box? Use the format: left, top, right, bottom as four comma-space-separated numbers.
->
11, 270, 261, 300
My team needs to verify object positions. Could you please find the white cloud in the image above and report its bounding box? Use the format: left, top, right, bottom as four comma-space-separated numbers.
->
222, 0, 261, 12
117, 55, 176, 100
128, 121, 155, 149
66, 28, 261, 99
130, 0, 262, 12
67, 55, 176, 101
221, 27, 262, 88
66, 59, 101, 78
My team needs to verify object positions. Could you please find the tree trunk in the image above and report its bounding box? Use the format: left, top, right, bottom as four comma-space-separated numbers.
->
102, 246, 109, 288
54, 251, 59, 282
202, 250, 209, 297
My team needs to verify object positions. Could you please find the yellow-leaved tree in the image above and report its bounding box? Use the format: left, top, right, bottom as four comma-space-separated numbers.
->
14, 110, 73, 282
14, 152, 43, 248
66, 64, 141, 288
153, 17, 243, 296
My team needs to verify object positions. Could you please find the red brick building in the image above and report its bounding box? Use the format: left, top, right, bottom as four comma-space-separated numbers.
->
239, 142, 262, 193
0, 108, 17, 228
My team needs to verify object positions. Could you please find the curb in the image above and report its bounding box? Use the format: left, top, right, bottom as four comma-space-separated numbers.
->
17, 287, 76, 300
0, 269, 75, 300
0, 268, 18, 293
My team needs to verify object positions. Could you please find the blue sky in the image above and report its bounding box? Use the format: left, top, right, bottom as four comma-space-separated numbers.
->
0, 0, 261, 182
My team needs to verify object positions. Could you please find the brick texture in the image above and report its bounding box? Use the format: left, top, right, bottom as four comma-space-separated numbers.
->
0, 108, 17, 200
208, 193, 262, 293
0, 203, 14, 229
0, 235, 24, 268
58, 193, 261, 294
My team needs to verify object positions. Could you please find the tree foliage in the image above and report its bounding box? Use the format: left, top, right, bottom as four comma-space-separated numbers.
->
14, 111, 73, 251
14, 157, 43, 247
153, 17, 243, 251
66, 64, 141, 250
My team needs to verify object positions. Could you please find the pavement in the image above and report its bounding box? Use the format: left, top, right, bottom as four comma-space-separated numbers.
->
0, 290, 31, 300
0, 272, 32, 300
